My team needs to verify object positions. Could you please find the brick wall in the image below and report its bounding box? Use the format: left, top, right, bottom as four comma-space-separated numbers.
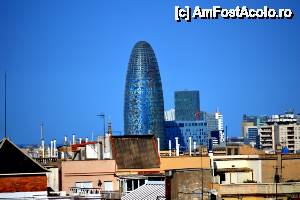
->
0, 174, 47, 192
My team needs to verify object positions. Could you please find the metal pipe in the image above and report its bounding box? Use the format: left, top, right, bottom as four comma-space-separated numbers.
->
169, 140, 171, 157
53, 139, 57, 157
189, 137, 192, 156
72, 134, 75, 145
157, 137, 160, 156
175, 137, 179, 156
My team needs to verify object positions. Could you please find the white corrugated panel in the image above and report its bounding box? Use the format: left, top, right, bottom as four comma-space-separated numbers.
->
121, 181, 165, 200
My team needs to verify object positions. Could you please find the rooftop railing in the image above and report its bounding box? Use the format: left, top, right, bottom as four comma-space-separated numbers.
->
69, 187, 121, 199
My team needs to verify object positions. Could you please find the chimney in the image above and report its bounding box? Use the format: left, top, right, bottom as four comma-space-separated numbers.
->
53, 139, 57, 157
64, 136, 68, 145
79, 137, 82, 144
157, 137, 160, 156
72, 134, 76, 145
50, 140, 53, 157
47, 146, 50, 158
41, 139, 45, 158
96, 136, 103, 160
175, 137, 179, 156
169, 140, 171, 157
103, 121, 113, 159
40, 123, 44, 158
189, 137, 192, 156
193, 141, 196, 156
85, 137, 88, 143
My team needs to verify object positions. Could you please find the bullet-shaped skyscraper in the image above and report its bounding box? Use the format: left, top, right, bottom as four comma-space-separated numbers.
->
124, 41, 165, 147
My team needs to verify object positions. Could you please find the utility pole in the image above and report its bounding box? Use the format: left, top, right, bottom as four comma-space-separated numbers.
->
4, 73, 7, 138
201, 145, 204, 200
40, 122, 45, 158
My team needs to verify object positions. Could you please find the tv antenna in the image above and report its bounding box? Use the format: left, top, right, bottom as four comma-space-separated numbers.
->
4, 73, 7, 138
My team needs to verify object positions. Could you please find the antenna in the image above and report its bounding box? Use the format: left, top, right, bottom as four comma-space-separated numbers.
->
4, 73, 7, 138
225, 125, 228, 145
40, 122, 44, 140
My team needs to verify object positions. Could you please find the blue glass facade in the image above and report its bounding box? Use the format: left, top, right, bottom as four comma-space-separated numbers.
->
164, 121, 208, 151
175, 91, 200, 121
124, 41, 165, 147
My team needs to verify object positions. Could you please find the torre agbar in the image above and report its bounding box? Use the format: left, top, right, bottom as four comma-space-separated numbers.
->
124, 41, 165, 148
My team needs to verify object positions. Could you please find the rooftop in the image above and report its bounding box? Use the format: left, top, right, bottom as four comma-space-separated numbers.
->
0, 137, 48, 174
121, 181, 165, 200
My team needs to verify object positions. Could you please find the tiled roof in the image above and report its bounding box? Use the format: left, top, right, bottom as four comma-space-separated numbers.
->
111, 135, 160, 169
121, 181, 165, 200
0, 137, 48, 174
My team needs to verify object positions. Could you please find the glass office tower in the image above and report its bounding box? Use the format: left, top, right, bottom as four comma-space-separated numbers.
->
175, 90, 200, 121
124, 41, 165, 147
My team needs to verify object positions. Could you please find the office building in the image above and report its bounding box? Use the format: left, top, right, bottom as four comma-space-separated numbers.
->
203, 111, 225, 145
175, 90, 200, 121
244, 126, 259, 148
164, 108, 175, 121
241, 114, 268, 138
124, 41, 165, 147
204, 112, 218, 133
165, 120, 208, 150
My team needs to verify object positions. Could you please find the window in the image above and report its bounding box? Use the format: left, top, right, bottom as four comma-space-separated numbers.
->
134, 180, 139, 190
140, 179, 145, 186
75, 181, 93, 188
127, 180, 132, 191
234, 148, 239, 155
104, 181, 113, 191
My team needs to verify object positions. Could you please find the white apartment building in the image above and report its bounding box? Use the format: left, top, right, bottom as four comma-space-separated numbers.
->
204, 111, 225, 145
259, 124, 300, 153
215, 112, 225, 143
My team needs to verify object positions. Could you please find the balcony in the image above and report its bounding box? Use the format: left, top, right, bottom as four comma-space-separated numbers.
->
219, 182, 300, 196
260, 137, 272, 140
260, 134, 271, 137
69, 187, 121, 199
35, 157, 58, 165
261, 141, 273, 145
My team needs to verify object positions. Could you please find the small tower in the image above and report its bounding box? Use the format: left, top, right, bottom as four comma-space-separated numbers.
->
107, 121, 113, 136
104, 120, 113, 159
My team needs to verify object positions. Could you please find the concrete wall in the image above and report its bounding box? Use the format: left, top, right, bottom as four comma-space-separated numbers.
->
0, 174, 47, 192
219, 182, 300, 196
61, 160, 118, 193
166, 169, 211, 200
214, 159, 262, 183
261, 158, 300, 183
223, 172, 252, 184
46, 167, 59, 192
161, 156, 210, 171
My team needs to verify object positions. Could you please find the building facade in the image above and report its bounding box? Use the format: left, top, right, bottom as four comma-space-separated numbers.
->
204, 112, 218, 133
175, 90, 200, 121
259, 125, 276, 151
165, 120, 208, 150
164, 108, 175, 121
124, 41, 165, 147
244, 126, 259, 148
0, 138, 49, 193
203, 111, 225, 146
259, 124, 300, 153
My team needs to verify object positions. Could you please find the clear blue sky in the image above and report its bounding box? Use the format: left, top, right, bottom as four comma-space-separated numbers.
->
0, 0, 299, 144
